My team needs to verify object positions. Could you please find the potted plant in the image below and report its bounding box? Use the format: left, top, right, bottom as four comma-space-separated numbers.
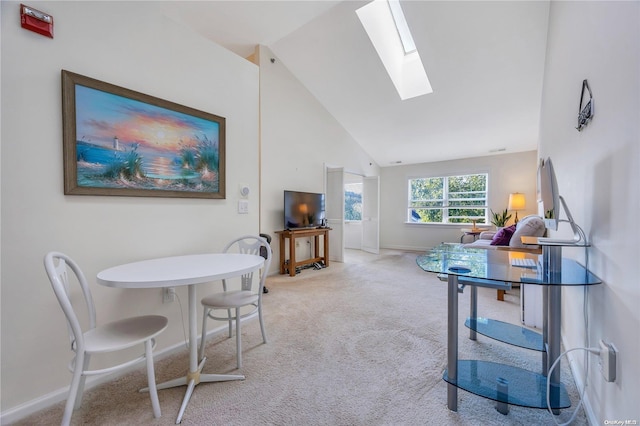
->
490, 209, 512, 229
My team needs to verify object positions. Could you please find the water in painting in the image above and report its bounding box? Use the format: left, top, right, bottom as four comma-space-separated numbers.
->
75, 85, 220, 193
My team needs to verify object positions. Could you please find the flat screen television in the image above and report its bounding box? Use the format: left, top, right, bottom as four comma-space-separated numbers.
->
284, 190, 325, 229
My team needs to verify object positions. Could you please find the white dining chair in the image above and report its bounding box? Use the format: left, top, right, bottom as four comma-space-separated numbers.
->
198, 235, 271, 369
44, 252, 168, 426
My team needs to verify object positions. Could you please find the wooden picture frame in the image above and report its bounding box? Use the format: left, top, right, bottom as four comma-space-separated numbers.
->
61, 70, 225, 199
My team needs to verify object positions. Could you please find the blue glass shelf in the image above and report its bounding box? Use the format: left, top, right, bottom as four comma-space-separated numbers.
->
443, 360, 571, 409
464, 317, 544, 351
416, 243, 602, 286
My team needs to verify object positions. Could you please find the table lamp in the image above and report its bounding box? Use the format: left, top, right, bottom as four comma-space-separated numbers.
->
508, 193, 526, 223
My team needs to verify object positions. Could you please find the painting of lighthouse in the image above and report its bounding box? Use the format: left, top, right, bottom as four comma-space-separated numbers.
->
62, 70, 225, 199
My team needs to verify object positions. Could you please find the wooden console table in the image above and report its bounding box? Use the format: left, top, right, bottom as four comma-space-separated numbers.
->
275, 228, 331, 276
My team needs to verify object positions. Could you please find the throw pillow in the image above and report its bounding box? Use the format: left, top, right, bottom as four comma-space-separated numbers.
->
510, 215, 546, 247
490, 225, 516, 246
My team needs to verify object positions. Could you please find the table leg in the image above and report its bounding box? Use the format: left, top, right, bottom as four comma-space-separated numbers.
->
323, 230, 330, 267
145, 285, 244, 424
447, 274, 459, 411
279, 234, 285, 275
289, 234, 296, 276
314, 235, 320, 261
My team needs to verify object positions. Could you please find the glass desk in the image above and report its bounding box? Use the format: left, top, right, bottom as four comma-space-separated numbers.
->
416, 243, 601, 413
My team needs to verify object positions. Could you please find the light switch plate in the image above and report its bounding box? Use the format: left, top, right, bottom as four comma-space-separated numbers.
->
238, 200, 249, 214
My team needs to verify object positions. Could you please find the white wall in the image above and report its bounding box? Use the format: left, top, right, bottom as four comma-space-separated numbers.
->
257, 45, 380, 270
1, 1, 259, 412
380, 150, 539, 250
539, 1, 639, 422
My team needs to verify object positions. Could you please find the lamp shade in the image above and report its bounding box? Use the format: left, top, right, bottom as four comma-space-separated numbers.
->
508, 193, 526, 211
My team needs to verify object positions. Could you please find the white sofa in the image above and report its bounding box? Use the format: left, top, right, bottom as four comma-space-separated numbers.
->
463, 215, 546, 253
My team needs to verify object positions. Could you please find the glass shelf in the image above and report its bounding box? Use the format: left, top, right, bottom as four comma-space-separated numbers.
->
443, 360, 571, 409
416, 243, 602, 286
464, 317, 544, 351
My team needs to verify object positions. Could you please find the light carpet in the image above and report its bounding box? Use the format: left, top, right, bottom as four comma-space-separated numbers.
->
15, 249, 587, 425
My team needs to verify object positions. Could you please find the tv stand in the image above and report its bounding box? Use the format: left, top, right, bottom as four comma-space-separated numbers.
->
275, 228, 331, 277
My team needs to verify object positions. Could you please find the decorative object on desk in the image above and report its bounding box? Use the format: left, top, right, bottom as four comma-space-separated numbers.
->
490, 208, 512, 228
62, 70, 226, 199
490, 224, 516, 246
576, 79, 594, 132
508, 193, 526, 224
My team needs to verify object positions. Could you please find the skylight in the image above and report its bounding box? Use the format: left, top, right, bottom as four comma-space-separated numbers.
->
356, 0, 432, 100
388, 0, 416, 54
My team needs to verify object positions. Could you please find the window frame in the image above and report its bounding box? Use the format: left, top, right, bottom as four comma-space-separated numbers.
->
407, 172, 489, 225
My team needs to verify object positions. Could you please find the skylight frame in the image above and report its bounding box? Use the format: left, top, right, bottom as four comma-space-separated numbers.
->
357, 0, 432, 100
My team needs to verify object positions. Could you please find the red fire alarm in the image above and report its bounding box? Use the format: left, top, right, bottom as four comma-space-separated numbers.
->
20, 4, 53, 38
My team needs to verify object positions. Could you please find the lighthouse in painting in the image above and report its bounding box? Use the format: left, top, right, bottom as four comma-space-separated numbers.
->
113, 136, 120, 151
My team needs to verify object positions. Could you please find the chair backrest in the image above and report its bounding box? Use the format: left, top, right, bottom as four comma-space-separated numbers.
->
44, 252, 96, 354
222, 235, 271, 292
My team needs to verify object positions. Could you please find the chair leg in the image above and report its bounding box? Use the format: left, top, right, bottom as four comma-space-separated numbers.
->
145, 339, 161, 418
63, 354, 85, 426
199, 308, 210, 361
258, 303, 268, 344
227, 308, 233, 338
235, 307, 242, 369
74, 353, 90, 409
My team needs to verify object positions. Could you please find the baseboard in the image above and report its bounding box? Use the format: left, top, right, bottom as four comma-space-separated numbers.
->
379, 244, 429, 252
0, 323, 232, 424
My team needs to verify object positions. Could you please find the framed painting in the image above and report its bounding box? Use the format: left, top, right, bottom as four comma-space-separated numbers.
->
61, 70, 225, 199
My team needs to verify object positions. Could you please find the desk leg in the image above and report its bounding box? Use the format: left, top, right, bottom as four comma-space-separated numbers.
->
447, 274, 459, 411
548, 285, 562, 414
469, 285, 477, 341
542, 286, 549, 374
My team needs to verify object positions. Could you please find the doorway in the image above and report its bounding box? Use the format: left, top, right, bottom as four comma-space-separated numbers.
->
325, 167, 379, 263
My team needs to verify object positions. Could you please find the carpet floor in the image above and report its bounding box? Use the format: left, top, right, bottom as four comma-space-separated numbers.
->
15, 249, 587, 425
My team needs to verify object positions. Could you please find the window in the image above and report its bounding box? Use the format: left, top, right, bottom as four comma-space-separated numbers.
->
408, 173, 488, 224
345, 183, 363, 221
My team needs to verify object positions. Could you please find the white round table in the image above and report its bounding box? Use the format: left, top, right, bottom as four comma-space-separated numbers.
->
97, 253, 264, 424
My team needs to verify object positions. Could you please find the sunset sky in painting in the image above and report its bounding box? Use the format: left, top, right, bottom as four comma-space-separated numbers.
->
75, 85, 219, 153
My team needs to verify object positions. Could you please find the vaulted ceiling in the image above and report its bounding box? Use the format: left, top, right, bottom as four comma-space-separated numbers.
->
160, 1, 550, 167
